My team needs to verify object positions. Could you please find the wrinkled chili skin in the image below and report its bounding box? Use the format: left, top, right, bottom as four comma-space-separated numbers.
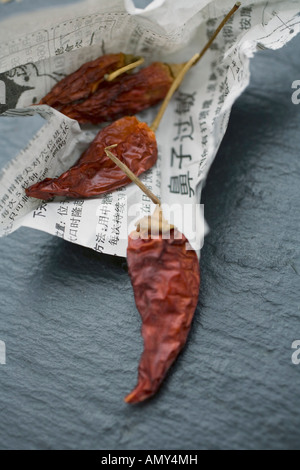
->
125, 230, 200, 404
59, 62, 173, 125
25, 117, 158, 200
39, 53, 126, 108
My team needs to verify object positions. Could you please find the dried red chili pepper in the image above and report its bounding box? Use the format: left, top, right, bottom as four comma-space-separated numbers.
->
125, 208, 200, 404
39, 3, 239, 127
103, 150, 200, 404
50, 2, 240, 125
39, 53, 140, 109
59, 62, 174, 125
25, 117, 157, 200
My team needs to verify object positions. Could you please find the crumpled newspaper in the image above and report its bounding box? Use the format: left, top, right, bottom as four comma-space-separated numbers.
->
0, 0, 299, 256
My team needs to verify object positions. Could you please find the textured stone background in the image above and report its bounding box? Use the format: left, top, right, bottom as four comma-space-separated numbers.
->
0, 0, 299, 450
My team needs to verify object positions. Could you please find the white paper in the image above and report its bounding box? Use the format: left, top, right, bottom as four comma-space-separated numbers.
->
0, 0, 299, 256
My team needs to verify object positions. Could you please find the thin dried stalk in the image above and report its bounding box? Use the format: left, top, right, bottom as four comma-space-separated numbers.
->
105, 57, 145, 82
151, 2, 241, 132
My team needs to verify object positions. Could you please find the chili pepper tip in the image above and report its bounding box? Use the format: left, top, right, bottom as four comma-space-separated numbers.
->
124, 387, 147, 404
124, 393, 135, 404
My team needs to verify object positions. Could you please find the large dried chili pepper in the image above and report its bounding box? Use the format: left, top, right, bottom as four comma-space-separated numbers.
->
39, 53, 144, 109
126, 210, 200, 404
61, 2, 240, 128
59, 62, 174, 125
25, 117, 157, 200
104, 149, 200, 404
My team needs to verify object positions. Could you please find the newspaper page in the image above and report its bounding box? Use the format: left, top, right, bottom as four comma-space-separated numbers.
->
0, 0, 299, 257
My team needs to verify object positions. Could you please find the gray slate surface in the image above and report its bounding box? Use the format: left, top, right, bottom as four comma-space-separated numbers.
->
0, 0, 300, 450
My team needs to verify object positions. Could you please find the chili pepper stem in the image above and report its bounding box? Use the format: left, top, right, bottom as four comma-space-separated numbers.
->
105, 57, 145, 82
194, 2, 241, 66
150, 2, 241, 132
105, 146, 161, 206
150, 54, 199, 133
105, 146, 176, 236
